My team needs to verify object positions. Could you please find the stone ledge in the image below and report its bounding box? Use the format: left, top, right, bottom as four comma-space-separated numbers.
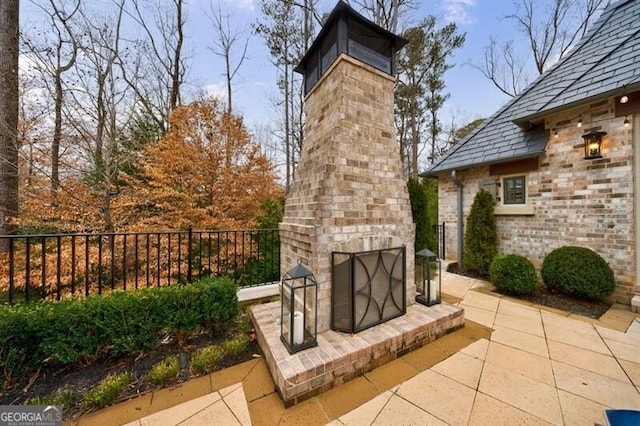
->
632, 295, 640, 313
249, 301, 464, 407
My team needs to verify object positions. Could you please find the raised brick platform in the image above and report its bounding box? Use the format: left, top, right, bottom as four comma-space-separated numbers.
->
250, 301, 465, 407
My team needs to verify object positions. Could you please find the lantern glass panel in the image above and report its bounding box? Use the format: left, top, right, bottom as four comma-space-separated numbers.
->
415, 249, 441, 306
582, 130, 606, 159
280, 264, 318, 354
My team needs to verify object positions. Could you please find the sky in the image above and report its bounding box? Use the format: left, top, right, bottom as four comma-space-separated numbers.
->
191, 0, 515, 129
20, 0, 571, 133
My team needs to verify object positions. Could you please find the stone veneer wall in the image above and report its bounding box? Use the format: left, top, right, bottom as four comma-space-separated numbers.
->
280, 54, 415, 333
438, 99, 636, 303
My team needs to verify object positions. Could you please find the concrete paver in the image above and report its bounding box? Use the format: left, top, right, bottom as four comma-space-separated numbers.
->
468, 392, 552, 426
179, 399, 241, 426
490, 325, 549, 357
335, 390, 393, 426
493, 310, 544, 337
139, 391, 221, 426
619, 359, 640, 387
459, 338, 489, 360
431, 351, 483, 389
372, 394, 446, 426
605, 339, 640, 363
459, 290, 500, 312
77, 270, 640, 426
457, 305, 495, 328
552, 360, 640, 409
397, 369, 476, 426
547, 340, 628, 382
478, 362, 563, 425
556, 390, 607, 426
628, 318, 640, 335
484, 342, 554, 386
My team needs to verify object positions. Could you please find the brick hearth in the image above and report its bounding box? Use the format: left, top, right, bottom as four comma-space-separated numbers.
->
250, 301, 464, 407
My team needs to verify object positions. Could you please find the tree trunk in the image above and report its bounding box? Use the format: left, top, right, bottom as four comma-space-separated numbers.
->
170, 0, 184, 111
51, 70, 63, 198
0, 0, 20, 250
410, 103, 418, 179
284, 46, 291, 191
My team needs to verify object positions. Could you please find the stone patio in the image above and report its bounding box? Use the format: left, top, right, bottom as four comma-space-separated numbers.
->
249, 301, 464, 407
75, 270, 640, 425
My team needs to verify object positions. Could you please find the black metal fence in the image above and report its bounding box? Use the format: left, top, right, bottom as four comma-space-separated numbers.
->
0, 228, 280, 304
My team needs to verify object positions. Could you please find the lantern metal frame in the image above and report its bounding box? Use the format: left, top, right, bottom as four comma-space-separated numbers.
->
280, 261, 318, 354
415, 248, 442, 306
582, 129, 607, 160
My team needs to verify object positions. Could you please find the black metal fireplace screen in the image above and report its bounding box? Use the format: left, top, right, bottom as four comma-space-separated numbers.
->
331, 246, 406, 333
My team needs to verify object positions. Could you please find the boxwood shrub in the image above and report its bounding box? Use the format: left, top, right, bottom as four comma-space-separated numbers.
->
0, 277, 238, 389
541, 246, 615, 299
489, 254, 537, 294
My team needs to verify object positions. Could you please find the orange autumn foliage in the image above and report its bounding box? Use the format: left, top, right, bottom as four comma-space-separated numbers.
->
117, 98, 281, 231
3, 98, 281, 296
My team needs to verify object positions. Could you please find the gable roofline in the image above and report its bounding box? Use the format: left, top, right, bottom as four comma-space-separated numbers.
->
513, 2, 640, 124
424, 0, 639, 176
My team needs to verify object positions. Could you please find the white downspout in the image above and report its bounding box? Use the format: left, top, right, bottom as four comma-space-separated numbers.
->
451, 170, 464, 266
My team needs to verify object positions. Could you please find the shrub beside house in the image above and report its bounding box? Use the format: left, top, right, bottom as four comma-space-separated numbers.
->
424, 0, 640, 305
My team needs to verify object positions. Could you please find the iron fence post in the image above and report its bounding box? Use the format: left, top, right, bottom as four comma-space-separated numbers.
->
187, 227, 193, 283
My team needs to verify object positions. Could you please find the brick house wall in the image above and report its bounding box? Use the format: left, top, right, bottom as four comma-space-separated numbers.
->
437, 98, 636, 304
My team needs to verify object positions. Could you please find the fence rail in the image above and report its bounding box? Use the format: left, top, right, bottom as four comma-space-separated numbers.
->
0, 228, 280, 304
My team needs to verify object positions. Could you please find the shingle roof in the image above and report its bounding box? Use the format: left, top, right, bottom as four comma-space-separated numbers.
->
425, 0, 640, 175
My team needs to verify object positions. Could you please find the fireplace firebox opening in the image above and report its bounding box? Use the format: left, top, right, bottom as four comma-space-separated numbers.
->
331, 246, 406, 333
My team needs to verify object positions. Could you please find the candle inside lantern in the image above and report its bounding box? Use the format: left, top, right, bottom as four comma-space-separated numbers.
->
428, 280, 437, 302
293, 311, 304, 345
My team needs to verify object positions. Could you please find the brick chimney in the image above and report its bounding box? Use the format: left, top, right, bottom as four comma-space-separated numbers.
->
279, 1, 414, 333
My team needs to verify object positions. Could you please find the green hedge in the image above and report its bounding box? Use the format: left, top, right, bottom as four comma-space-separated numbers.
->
490, 254, 537, 294
0, 277, 238, 388
541, 246, 615, 299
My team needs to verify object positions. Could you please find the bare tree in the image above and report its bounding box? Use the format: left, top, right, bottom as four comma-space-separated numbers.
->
474, 0, 605, 96
67, 0, 132, 230
0, 0, 19, 246
207, 4, 249, 114
349, 0, 418, 32
125, 0, 187, 126
255, 0, 316, 191
22, 0, 80, 198
475, 37, 529, 97
17, 67, 50, 187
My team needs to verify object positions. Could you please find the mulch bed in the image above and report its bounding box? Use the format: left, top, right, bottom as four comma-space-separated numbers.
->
446, 262, 611, 319
0, 322, 261, 421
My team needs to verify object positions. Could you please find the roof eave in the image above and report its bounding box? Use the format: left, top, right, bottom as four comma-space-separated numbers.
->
420, 150, 546, 178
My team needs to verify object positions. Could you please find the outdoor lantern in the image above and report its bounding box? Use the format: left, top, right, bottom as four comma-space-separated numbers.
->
582, 129, 607, 159
280, 261, 318, 354
415, 248, 441, 306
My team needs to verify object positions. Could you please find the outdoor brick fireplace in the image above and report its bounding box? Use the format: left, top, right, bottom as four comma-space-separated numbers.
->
249, 1, 464, 407
277, 6, 416, 335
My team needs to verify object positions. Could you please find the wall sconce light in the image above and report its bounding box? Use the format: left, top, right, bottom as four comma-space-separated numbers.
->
620, 94, 629, 104
582, 129, 607, 160
624, 116, 630, 128
415, 248, 441, 306
553, 128, 558, 138
577, 115, 583, 128
280, 261, 318, 354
